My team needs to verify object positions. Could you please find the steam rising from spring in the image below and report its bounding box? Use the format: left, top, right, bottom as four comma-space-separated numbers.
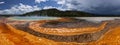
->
75, 17, 120, 23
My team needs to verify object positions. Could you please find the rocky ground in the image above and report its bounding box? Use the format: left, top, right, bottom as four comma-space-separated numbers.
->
0, 17, 120, 45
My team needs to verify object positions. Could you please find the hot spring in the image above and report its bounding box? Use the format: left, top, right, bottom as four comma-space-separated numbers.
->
7, 16, 61, 21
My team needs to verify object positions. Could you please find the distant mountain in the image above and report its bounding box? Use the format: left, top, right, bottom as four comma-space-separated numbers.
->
22, 9, 95, 17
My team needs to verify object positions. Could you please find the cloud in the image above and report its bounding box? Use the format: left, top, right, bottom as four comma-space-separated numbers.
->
54, 0, 120, 14
35, 0, 48, 3
0, 3, 41, 14
54, 0, 65, 5
43, 6, 56, 9
43, 6, 67, 11
0, 2, 5, 4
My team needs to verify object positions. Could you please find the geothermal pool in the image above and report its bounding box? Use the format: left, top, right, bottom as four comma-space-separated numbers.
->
8, 16, 61, 21
8, 16, 120, 22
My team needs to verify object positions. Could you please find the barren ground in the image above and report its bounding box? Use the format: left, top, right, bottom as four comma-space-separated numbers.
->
0, 17, 120, 45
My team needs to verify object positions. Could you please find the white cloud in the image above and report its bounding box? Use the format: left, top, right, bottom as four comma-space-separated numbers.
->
54, 0, 120, 14
0, 2, 5, 4
0, 3, 41, 14
43, 6, 55, 9
35, 0, 48, 3
43, 6, 67, 11
54, 0, 65, 5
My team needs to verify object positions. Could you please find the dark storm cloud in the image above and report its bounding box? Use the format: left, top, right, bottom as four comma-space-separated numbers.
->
55, 0, 120, 14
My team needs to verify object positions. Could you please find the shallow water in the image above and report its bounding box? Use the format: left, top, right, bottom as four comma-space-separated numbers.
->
8, 16, 60, 21
8, 16, 120, 22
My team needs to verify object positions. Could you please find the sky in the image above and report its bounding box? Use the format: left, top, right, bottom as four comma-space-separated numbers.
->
0, 0, 120, 15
